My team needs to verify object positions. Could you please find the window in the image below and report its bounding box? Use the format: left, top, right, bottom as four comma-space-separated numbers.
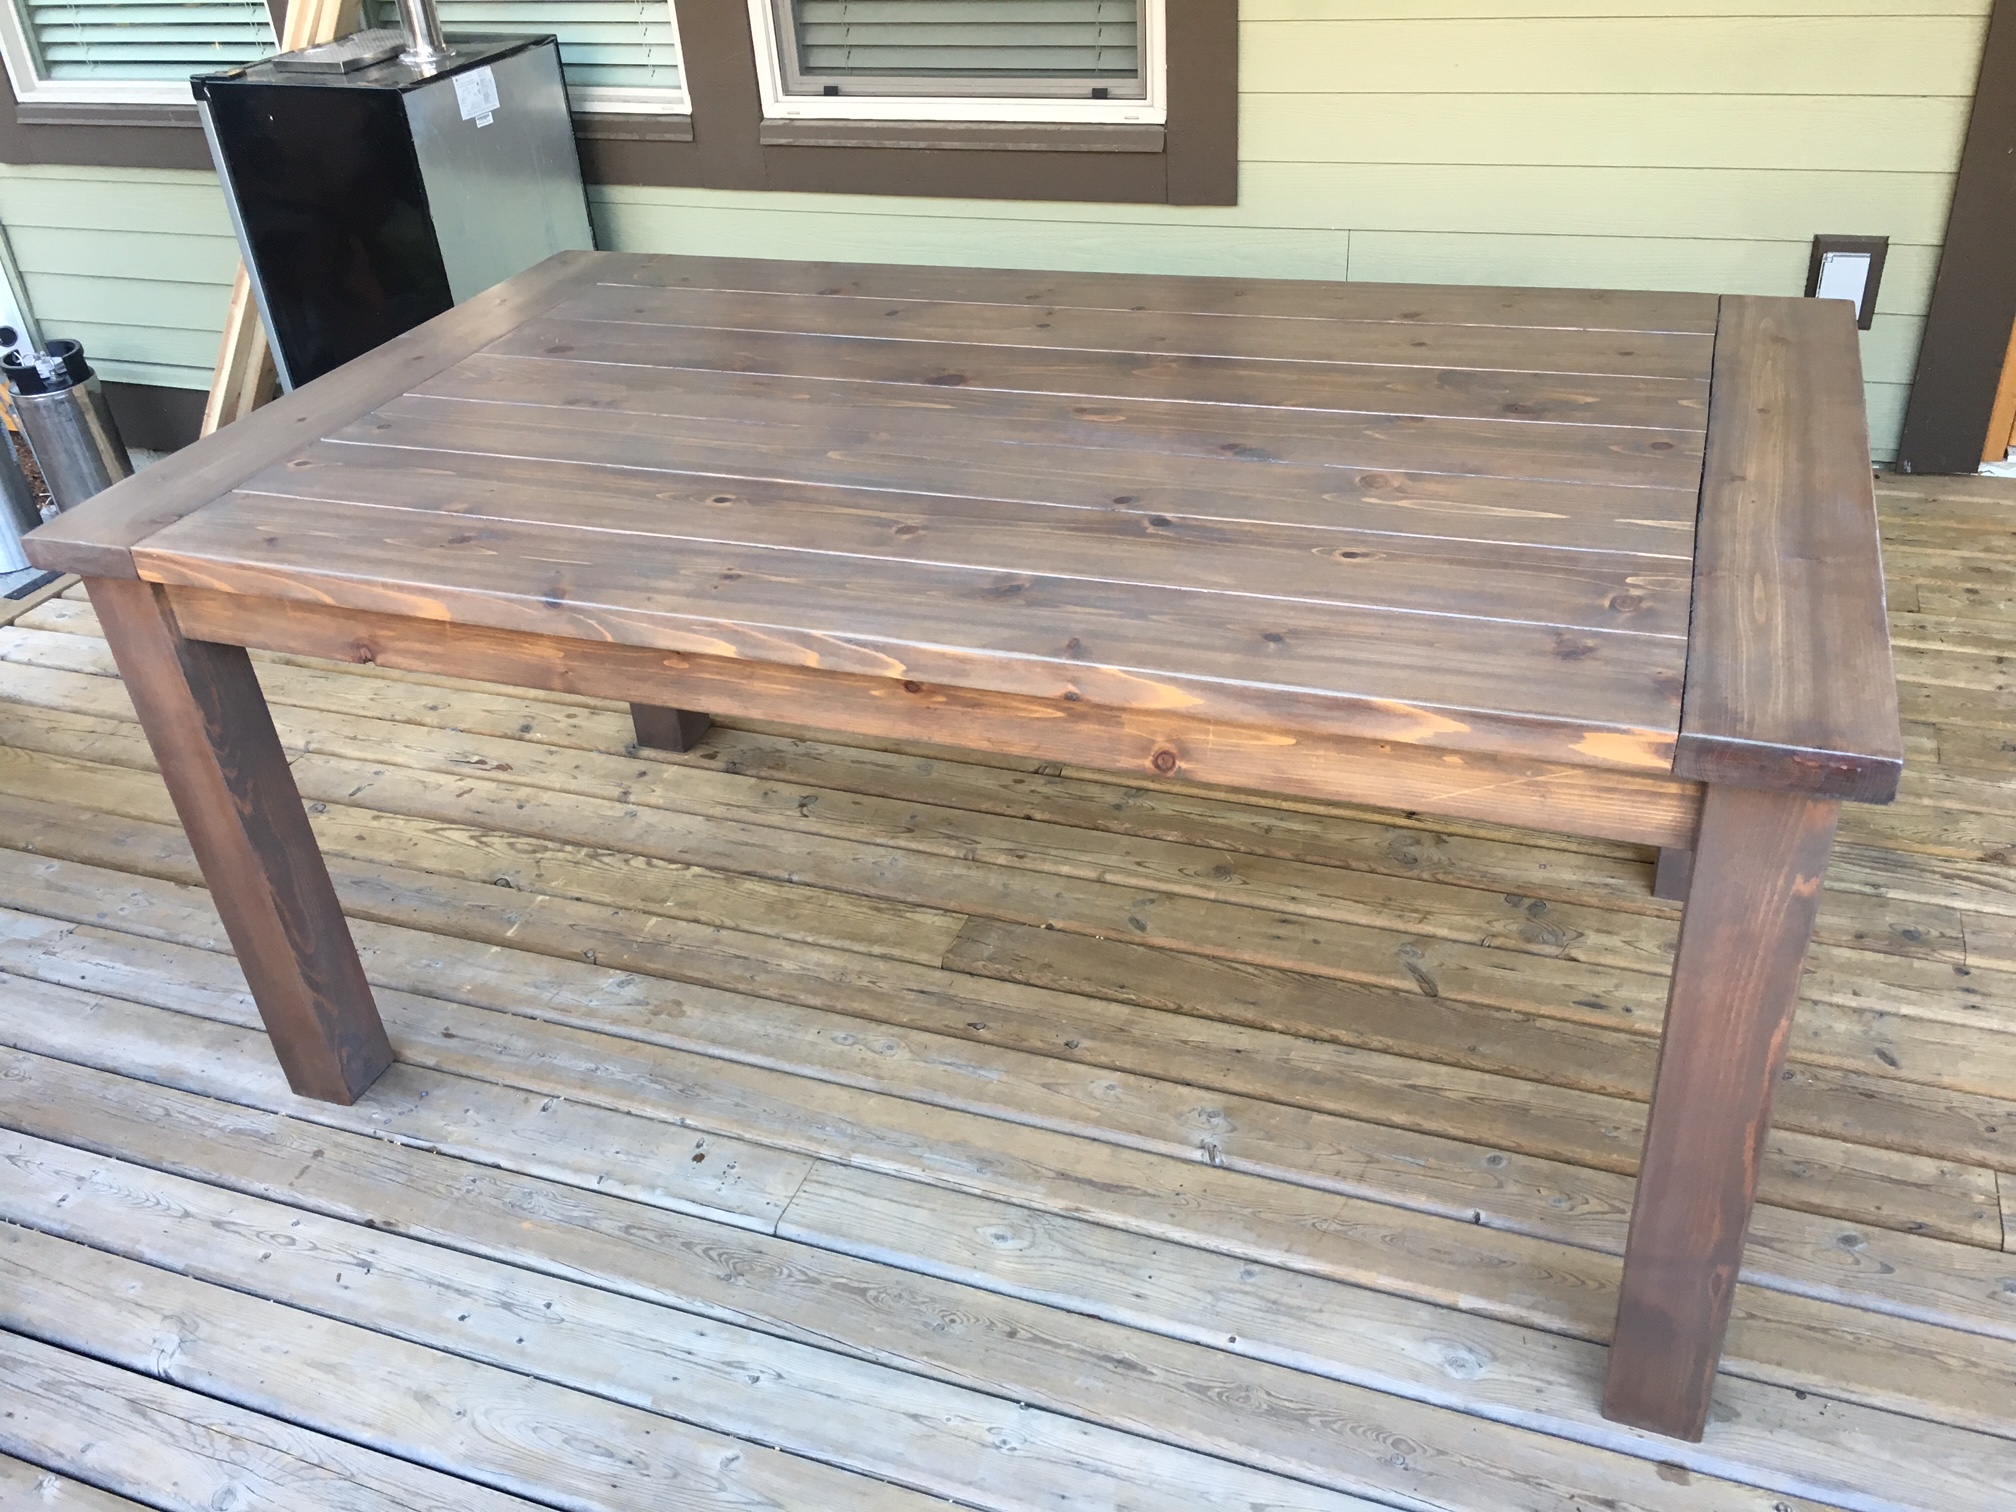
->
749, 0, 1163, 125
379, 0, 689, 114
0, 0, 275, 105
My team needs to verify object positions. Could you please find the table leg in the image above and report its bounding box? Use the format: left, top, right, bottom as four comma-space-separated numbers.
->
1652, 846, 1694, 901
630, 703, 712, 753
87, 578, 393, 1104
1603, 783, 1838, 1440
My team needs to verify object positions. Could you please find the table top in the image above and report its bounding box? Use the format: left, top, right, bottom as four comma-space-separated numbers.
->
28, 251, 1902, 800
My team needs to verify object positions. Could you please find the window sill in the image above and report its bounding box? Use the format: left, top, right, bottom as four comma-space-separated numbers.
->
571, 113, 694, 143
757, 118, 1164, 153
14, 99, 199, 128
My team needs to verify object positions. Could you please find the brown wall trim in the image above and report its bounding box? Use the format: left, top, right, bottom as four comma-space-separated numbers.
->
574, 113, 695, 143
580, 0, 1234, 205
5, 0, 1236, 206
1896, 0, 2016, 474
0, 68, 214, 169
103, 380, 207, 453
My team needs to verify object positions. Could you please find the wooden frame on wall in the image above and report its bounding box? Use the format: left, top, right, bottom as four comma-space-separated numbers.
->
1895, 0, 2016, 474
0, 0, 1237, 206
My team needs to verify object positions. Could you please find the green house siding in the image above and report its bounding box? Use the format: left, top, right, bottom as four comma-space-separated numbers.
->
1, 0, 1989, 458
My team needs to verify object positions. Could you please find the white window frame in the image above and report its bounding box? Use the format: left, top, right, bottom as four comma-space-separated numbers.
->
0, 0, 273, 107
747, 0, 1164, 126
414, 0, 692, 116
0, 2, 692, 116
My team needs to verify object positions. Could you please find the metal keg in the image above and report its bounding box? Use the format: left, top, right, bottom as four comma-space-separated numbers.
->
2, 338, 133, 513
0, 431, 41, 573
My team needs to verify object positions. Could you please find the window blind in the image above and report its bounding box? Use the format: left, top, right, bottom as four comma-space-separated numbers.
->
400, 0, 685, 105
790, 0, 1138, 82
18, 0, 273, 79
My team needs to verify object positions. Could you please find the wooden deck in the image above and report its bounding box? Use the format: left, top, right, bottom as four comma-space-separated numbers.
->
0, 471, 2009, 1511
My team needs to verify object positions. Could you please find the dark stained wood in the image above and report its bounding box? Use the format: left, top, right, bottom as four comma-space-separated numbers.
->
631, 703, 712, 752
1652, 846, 1694, 902
20, 250, 612, 580
161, 586, 1707, 849
82, 577, 392, 1102
1675, 297, 1904, 802
245, 440, 1696, 636
418, 353, 1711, 496
1896, 0, 2016, 474
377, 373, 1710, 548
606, 254, 1723, 334
134, 491, 1689, 772
1603, 783, 1841, 1441
24, 257, 1899, 1443
496, 316, 1709, 433
552, 280, 1719, 381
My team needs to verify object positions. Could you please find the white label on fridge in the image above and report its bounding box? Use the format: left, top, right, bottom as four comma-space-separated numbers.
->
455, 66, 500, 127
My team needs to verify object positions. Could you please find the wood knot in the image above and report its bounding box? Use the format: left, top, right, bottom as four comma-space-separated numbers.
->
1151, 748, 1179, 774
926, 372, 968, 387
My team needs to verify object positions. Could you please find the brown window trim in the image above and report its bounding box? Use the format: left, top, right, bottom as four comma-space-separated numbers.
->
0, 0, 1234, 205
755, 119, 1164, 153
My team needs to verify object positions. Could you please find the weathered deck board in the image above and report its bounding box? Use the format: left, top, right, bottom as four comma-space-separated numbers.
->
0, 472, 2009, 1508
0, 1331, 542, 1510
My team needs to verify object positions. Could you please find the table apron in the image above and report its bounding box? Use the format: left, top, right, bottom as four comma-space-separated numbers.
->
163, 586, 1704, 851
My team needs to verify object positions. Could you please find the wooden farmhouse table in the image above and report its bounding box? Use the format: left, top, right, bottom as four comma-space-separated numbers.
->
25, 250, 1902, 1444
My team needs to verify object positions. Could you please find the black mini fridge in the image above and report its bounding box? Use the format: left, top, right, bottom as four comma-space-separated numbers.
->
194, 32, 594, 390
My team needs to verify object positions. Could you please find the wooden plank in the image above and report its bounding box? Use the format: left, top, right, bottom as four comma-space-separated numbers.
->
0, 573, 76, 629
1676, 296, 1904, 800
2, 857, 1992, 1257
415, 352, 1714, 500
0, 1449, 149, 1510
0, 658, 1980, 1125
161, 587, 1707, 844
136, 500, 1689, 770
3, 880, 2011, 1371
0, 724, 1989, 1092
0, 1045, 1835, 1512
0, 1330, 541, 1511
0, 597, 1677, 865
86, 577, 391, 1102
498, 314, 1710, 433
0, 1130, 1384, 1512
199, 268, 277, 437
5, 962, 2013, 1496
597, 254, 1725, 334
0, 738, 1997, 1184
781, 1163, 2015, 1512
20, 249, 611, 579
552, 279, 1721, 381
0, 691, 1963, 1034
1604, 785, 1841, 1440
246, 438, 1697, 636
0, 1223, 941, 1512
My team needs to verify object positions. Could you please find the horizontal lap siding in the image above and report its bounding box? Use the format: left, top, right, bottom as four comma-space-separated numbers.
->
1, 1, 1988, 459
0, 165, 238, 391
